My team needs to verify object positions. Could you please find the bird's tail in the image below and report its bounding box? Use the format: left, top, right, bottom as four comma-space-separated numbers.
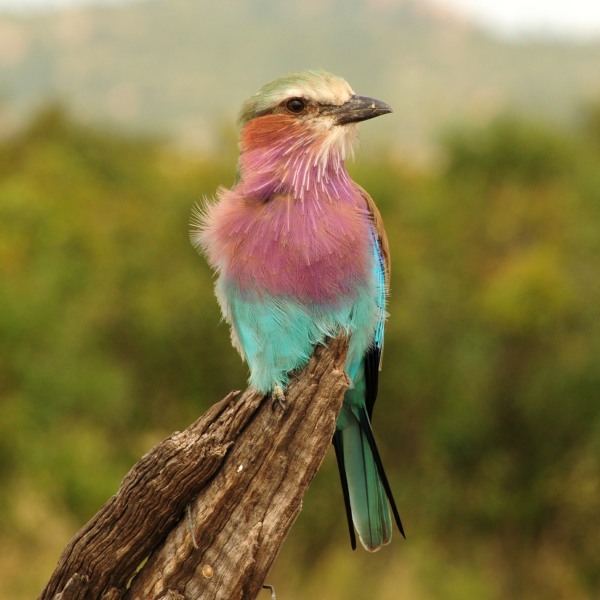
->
333, 406, 405, 552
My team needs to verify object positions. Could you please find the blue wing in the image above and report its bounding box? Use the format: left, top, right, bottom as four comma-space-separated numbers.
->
364, 226, 387, 419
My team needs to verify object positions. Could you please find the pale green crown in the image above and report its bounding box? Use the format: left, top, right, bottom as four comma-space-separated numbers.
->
238, 69, 354, 125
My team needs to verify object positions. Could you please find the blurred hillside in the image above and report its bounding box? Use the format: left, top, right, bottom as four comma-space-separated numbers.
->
1, 0, 600, 160
1, 103, 600, 598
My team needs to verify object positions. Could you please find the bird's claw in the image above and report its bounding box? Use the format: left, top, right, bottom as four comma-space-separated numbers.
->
262, 584, 276, 599
271, 385, 287, 412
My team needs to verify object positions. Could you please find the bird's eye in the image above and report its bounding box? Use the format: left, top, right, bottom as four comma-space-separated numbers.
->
286, 98, 306, 114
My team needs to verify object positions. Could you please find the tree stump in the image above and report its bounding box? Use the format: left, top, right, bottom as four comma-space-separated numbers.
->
40, 336, 350, 600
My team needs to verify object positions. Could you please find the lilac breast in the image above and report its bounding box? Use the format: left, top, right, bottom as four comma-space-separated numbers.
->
199, 115, 374, 304
204, 179, 373, 305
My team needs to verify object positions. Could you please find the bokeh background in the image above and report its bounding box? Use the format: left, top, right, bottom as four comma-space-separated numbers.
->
1, 1, 600, 598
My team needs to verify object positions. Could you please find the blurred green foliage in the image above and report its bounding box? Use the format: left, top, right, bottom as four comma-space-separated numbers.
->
1, 104, 600, 599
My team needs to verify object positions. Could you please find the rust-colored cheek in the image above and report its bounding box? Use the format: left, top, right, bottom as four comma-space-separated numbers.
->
241, 114, 303, 151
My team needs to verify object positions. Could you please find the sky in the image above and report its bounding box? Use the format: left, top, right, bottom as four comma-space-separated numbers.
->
1, 0, 600, 40
432, 0, 600, 39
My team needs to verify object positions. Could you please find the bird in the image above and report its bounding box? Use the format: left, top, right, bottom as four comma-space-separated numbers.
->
192, 69, 404, 551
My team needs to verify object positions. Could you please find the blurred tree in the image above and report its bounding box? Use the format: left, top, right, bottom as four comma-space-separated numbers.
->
0, 106, 246, 523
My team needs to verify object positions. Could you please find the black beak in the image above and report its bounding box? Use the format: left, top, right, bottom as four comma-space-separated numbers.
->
323, 95, 392, 125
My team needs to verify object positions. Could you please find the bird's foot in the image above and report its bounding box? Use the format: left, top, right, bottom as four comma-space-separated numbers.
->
262, 584, 276, 599
271, 385, 287, 412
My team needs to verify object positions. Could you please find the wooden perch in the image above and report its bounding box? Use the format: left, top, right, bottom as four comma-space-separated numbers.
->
40, 336, 350, 600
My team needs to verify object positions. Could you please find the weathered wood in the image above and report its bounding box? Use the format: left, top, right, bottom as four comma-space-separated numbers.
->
40, 336, 349, 600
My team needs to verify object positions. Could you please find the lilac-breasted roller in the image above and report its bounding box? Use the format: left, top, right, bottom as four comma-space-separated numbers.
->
193, 69, 404, 551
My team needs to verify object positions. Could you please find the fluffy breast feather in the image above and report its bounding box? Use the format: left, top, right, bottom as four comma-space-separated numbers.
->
194, 111, 375, 304
197, 186, 373, 304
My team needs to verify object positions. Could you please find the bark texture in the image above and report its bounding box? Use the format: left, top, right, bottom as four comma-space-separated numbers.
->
40, 336, 349, 600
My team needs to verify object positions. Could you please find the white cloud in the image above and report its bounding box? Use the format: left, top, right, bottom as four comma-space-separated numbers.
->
430, 0, 600, 38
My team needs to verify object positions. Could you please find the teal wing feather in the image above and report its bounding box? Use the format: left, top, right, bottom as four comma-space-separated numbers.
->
335, 190, 404, 551
364, 227, 386, 417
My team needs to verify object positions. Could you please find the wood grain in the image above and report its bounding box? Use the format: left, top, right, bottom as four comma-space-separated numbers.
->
40, 336, 349, 600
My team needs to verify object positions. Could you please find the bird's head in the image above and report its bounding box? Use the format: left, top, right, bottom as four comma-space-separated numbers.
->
236, 70, 391, 199
238, 69, 391, 158
239, 69, 391, 128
